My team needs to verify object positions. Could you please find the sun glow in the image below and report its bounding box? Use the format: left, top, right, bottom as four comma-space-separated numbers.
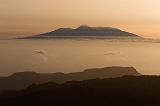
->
1, 0, 160, 38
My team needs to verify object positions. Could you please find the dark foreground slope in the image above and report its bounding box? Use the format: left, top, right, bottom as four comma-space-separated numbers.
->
1, 76, 160, 106
21, 25, 140, 39
0, 67, 140, 91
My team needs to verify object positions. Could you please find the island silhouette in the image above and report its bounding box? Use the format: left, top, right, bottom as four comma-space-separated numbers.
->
21, 25, 141, 39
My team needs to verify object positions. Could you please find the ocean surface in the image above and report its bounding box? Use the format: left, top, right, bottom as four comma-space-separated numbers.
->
0, 37, 160, 76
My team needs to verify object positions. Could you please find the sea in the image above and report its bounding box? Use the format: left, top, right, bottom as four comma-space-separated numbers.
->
0, 37, 160, 76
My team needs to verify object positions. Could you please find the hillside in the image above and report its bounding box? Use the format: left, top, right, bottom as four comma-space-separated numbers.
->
0, 67, 141, 91
0, 76, 160, 106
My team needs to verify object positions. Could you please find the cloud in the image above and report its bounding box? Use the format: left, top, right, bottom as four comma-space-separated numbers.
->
34, 50, 47, 63
104, 51, 127, 61
104, 51, 122, 56
34, 50, 47, 55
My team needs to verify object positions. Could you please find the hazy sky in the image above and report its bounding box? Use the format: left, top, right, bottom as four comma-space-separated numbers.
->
1, 0, 160, 38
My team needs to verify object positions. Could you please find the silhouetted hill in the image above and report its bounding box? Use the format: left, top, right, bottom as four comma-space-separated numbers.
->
0, 67, 141, 91
1, 76, 160, 106
21, 25, 140, 39
25, 82, 59, 92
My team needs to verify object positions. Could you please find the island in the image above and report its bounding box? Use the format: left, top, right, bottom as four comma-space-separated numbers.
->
19, 25, 141, 39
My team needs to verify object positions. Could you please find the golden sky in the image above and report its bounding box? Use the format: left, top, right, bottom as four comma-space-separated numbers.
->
1, 0, 160, 38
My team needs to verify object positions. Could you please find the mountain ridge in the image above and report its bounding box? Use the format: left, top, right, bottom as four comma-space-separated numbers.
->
20, 25, 140, 39
0, 66, 141, 91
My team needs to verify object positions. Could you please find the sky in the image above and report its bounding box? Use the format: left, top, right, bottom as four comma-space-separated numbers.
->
1, 0, 160, 39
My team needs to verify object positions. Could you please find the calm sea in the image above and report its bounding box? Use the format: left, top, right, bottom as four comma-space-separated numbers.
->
0, 38, 160, 76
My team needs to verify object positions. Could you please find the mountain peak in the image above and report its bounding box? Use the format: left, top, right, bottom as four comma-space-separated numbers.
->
76, 25, 93, 30
78, 25, 90, 28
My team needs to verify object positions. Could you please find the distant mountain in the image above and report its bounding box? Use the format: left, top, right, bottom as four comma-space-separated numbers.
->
1, 76, 160, 106
0, 67, 141, 91
21, 25, 140, 39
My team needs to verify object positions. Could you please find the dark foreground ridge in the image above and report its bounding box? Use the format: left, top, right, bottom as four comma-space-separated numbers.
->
20, 25, 140, 39
1, 76, 160, 106
0, 66, 140, 91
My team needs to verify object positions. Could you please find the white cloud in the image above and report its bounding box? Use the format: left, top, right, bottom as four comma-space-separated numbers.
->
34, 50, 47, 55
104, 51, 122, 56
34, 50, 47, 63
